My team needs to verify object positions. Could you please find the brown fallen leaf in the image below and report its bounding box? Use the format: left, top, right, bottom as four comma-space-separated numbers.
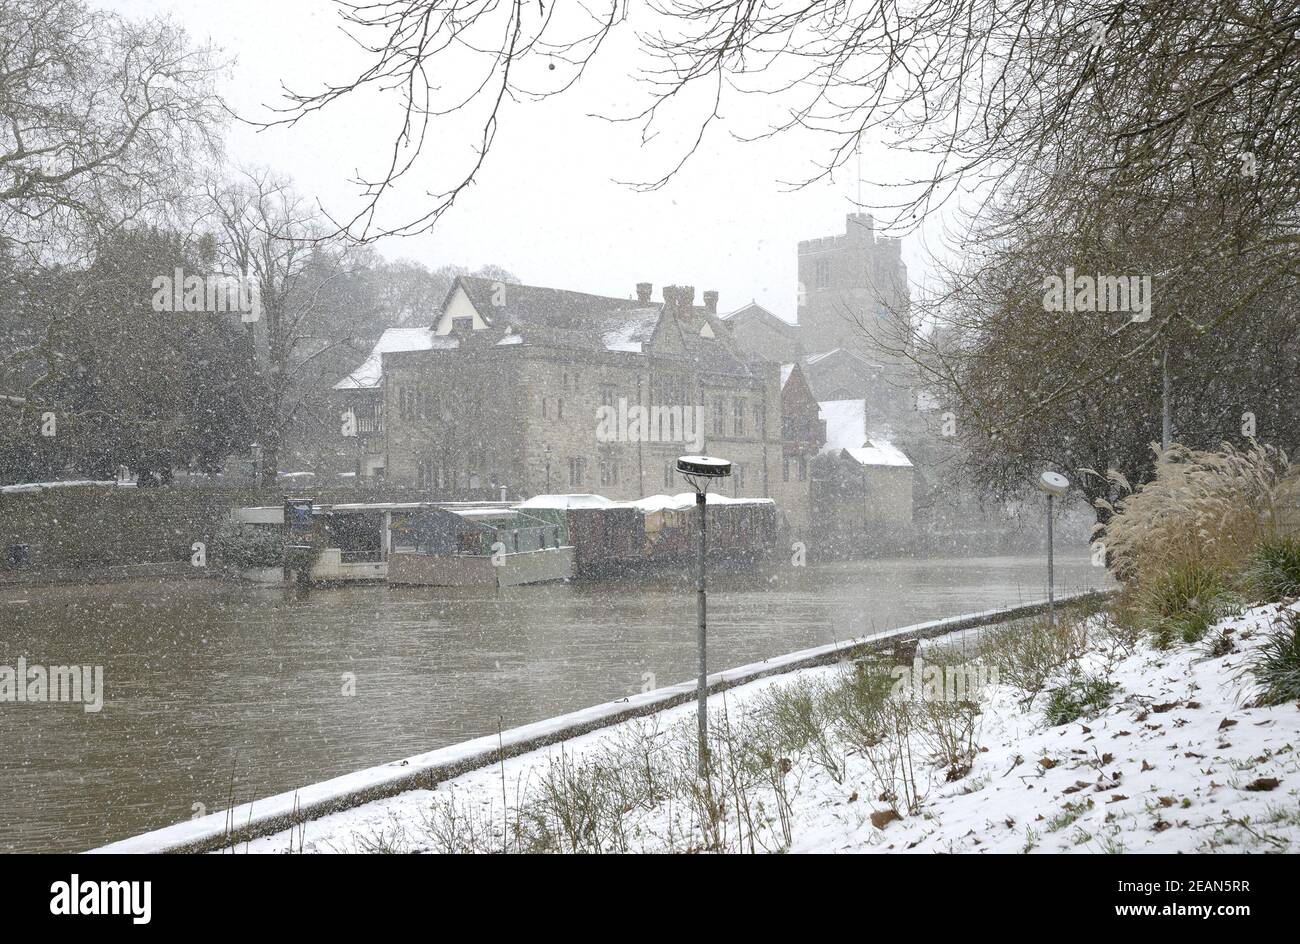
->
1107, 794, 1129, 803
1218, 718, 1238, 731
1153, 819, 1172, 832
1186, 701, 1202, 709
848, 791, 858, 803
1062, 781, 1090, 794
870, 809, 902, 829
1141, 760, 1154, 772
1038, 757, 1057, 769
1184, 751, 1205, 759
1101, 753, 1114, 765
1158, 796, 1176, 808
1244, 777, 1281, 792
1152, 702, 1178, 713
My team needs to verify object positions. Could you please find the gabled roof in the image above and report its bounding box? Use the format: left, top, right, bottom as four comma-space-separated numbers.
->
446, 276, 758, 375
804, 347, 883, 369
334, 327, 456, 390
721, 301, 798, 329
457, 276, 647, 331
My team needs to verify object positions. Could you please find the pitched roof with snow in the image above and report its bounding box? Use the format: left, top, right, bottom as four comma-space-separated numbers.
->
819, 398, 867, 450
457, 276, 648, 332
817, 398, 911, 467
845, 442, 912, 468
454, 277, 758, 375
334, 327, 456, 390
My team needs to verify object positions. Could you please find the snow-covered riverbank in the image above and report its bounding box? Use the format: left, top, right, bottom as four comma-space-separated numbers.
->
229, 601, 1299, 854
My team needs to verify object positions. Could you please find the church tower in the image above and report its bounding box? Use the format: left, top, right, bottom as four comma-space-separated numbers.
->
796, 213, 908, 358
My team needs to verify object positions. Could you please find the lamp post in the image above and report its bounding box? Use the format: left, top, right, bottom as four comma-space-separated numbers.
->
1037, 471, 1070, 625
676, 454, 732, 777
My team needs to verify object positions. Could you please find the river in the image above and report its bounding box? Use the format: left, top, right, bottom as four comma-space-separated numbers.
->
0, 552, 1106, 852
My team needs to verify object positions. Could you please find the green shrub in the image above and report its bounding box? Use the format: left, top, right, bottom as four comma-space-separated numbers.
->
1243, 610, 1300, 707
1043, 675, 1118, 725
1134, 561, 1238, 648
1245, 537, 1300, 603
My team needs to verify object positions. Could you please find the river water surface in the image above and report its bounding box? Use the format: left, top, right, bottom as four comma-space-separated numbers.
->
0, 552, 1106, 852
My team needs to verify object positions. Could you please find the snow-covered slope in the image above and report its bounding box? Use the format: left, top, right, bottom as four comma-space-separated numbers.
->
230, 602, 1299, 854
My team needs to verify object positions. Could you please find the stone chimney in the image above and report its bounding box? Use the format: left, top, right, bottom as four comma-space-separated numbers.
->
663, 284, 695, 312
636, 282, 652, 305
702, 290, 719, 315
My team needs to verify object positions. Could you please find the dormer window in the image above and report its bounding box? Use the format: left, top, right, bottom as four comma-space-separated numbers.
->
451, 316, 473, 333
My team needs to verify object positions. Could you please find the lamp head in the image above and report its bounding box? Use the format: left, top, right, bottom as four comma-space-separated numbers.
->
1038, 471, 1070, 497
676, 455, 731, 493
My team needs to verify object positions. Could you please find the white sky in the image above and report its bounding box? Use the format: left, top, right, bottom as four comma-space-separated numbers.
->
102, 0, 942, 322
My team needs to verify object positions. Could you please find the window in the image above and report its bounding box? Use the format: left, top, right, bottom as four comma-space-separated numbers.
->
798, 456, 807, 481
557, 398, 564, 420
782, 457, 790, 483
733, 398, 745, 437
541, 397, 549, 420
813, 257, 830, 289
599, 459, 619, 487
600, 384, 618, 408
652, 374, 687, 405
568, 457, 585, 486
732, 463, 745, 495
451, 316, 473, 332
754, 402, 764, 436
713, 397, 725, 435
664, 461, 675, 488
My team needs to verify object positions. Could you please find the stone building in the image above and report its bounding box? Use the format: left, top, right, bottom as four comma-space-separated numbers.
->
812, 398, 915, 552
796, 211, 909, 359
774, 362, 826, 533
718, 302, 803, 364
374, 276, 803, 523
